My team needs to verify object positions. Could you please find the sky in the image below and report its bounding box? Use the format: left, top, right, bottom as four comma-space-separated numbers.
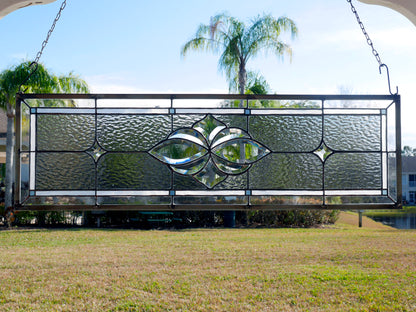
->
0, 0, 415, 146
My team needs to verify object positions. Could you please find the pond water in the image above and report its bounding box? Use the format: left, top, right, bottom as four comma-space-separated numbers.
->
368, 213, 416, 229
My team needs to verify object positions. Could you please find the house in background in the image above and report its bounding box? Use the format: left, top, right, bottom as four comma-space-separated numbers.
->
402, 156, 416, 204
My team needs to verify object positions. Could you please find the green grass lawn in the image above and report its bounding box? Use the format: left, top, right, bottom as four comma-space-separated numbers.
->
0, 224, 415, 311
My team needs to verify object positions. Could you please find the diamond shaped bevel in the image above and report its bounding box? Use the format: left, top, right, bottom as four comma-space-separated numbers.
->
193, 159, 227, 189
313, 142, 333, 162
86, 140, 106, 162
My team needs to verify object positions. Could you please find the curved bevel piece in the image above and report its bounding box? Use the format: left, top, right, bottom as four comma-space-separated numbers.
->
170, 154, 210, 175
193, 115, 226, 144
150, 138, 208, 165
212, 138, 270, 164
168, 128, 208, 149
212, 155, 251, 175
211, 128, 251, 149
193, 158, 228, 189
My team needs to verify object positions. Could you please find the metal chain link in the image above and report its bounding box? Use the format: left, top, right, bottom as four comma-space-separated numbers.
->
34, 0, 67, 64
19, 0, 67, 92
347, 0, 398, 94
346, 0, 382, 66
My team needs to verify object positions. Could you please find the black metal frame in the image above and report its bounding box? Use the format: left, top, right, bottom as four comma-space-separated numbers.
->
14, 93, 402, 211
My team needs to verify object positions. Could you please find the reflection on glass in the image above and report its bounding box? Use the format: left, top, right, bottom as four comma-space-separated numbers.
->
211, 128, 250, 148
171, 154, 210, 175
213, 139, 270, 163
150, 115, 270, 188
193, 114, 226, 143
213, 155, 251, 175
150, 138, 208, 165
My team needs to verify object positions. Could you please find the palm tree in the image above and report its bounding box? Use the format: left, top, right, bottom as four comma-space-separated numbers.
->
181, 13, 298, 94
0, 61, 89, 211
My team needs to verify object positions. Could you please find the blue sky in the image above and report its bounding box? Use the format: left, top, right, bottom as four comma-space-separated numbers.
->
1, 0, 415, 145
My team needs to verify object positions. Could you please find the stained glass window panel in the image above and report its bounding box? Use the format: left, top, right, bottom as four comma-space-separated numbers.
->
17, 94, 401, 210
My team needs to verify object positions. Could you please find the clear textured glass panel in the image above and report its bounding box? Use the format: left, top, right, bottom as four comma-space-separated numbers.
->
173, 173, 206, 190
174, 196, 247, 205
193, 159, 227, 188
36, 152, 95, 190
249, 99, 321, 109
97, 115, 171, 151
324, 115, 381, 151
150, 138, 208, 165
325, 196, 394, 205
98, 196, 171, 205
37, 114, 95, 151
25, 98, 95, 108
324, 100, 391, 109
387, 103, 396, 152
212, 139, 270, 164
173, 114, 202, 130
98, 153, 171, 189
20, 153, 30, 200
23, 196, 96, 206
250, 154, 323, 189
214, 173, 247, 189
173, 99, 243, 108
249, 115, 322, 152
173, 173, 247, 190
21, 104, 30, 152
388, 153, 397, 201
97, 99, 170, 108
325, 153, 381, 189
250, 196, 323, 205
214, 115, 247, 131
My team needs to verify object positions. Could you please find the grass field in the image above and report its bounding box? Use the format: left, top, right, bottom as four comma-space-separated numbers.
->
0, 215, 415, 311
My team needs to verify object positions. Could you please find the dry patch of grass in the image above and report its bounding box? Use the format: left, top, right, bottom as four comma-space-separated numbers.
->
336, 211, 394, 230
0, 226, 415, 311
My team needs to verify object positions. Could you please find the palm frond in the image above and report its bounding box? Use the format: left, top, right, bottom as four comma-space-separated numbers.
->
180, 13, 298, 94
0, 61, 90, 111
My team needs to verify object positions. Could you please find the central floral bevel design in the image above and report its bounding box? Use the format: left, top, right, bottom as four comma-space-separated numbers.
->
149, 115, 270, 188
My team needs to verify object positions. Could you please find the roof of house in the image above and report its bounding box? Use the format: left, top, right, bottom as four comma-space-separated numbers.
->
402, 156, 416, 172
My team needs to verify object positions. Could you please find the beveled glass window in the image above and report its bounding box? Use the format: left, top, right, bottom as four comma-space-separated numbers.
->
14, 93, 402, 210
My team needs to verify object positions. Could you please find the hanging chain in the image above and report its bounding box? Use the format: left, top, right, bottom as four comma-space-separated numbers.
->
347, 0, 382, 66
346, 0, 398, 94
19, 0, 67, 92
33, 0, 67, 64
